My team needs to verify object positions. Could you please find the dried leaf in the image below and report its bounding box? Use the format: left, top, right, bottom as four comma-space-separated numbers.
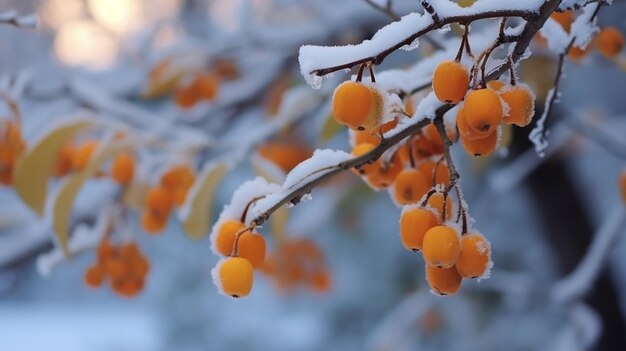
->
180, 162, 229, 240
14, 119, 93, 216
51, 136, 129, 256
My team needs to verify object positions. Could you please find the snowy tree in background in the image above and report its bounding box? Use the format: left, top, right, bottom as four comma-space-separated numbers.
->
1, 0, 626, 350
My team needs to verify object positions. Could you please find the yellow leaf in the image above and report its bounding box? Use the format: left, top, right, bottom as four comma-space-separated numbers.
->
180, 162, 229, 240
320, 113, 343, 144
122, 180, 150, 211
269, 206, 288, 243
14, 119, 93, 216
51, 136, 129, 256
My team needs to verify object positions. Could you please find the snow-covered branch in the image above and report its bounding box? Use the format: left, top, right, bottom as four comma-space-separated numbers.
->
0, 10, 37, 28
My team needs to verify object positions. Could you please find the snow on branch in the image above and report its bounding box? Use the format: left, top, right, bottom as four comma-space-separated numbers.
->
247, 114, 435, 227
299, 0, 545, 87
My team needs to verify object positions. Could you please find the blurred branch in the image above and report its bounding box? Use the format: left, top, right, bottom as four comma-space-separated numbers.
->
0, 11, 37, 28
552, 205, 626, 304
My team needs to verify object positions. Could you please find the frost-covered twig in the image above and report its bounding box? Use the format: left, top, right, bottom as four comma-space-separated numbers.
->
551, 205, 626, 304
250, 115, 434, 227
529, 3, 602, 156
0, 11, 37, 28
434, 114, 468, 232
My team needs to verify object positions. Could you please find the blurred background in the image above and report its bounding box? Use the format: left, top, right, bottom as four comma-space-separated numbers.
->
0, 0, 625, 350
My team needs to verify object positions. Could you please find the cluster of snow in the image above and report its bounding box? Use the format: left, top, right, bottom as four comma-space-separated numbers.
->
248, 149, 353, 220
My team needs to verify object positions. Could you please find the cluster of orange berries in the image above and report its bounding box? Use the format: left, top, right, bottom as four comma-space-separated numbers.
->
174, 72, 220, 109
54, 140, 136, 185
0, 120, 26, 186
260, 238, 331, 294
433, 60, 535, 157
84, 238, 150, 298
210, 219, 267, 298
545, 12, 624, 61
400, 206, 491, 295
141, 165, 195, 234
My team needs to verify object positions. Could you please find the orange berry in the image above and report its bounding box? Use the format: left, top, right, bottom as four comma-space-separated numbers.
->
418, 160, 450, 187
595, 27, 624, 59
423, 124, 446, 154
131, 254, 150, 277
145, 186, 173, 218
551, 11, 573, 33
411, 135, 435, 160
141, 211, 168, 234
399, 208, 439, 251
111, 152, 135, 185
394, 169, 429, 205
257, 142, 313, 173
310, 270, 332, 292
422, 225, 461, 269
568, 45, 590, 61
160, 165, 195, 191
84, 264, 105, 288
456, 107, 491, 141
460, 129, 498, 157
464, 89, 503, 134
368, 151, 403, 189
105, 258, 128, 280
395, 144, 411, 166
213, 257, 254, 298
214, 220, 246, 256
97, 237, 115, 264
192, 73, 220, 101
354, 130, 381, 146
456, 233, 491, 279
174, 84, 199, 109
332, 81, 383, 131
501, 85, 535, 127
73, 140, 98, 171
487, 80, 505, 91
426, 193, 454, 221
120, 242, 140, 258
426, 265, 462, 296
238, 232, 266, 268
352, 143, 378, 176
113, 278, 144, 297
432, 60, 469, 104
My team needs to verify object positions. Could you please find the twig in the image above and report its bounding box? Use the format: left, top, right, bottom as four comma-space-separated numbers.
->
529, 3, 602, 156
310, 8, 540, 77
363, 0, 444, 50
433, 115, 467, 232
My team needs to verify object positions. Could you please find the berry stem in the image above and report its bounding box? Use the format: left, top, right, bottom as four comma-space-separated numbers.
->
231, 226, 254, 257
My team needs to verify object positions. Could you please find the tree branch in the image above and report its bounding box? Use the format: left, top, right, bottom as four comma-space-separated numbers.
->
308, 8, 540, 77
